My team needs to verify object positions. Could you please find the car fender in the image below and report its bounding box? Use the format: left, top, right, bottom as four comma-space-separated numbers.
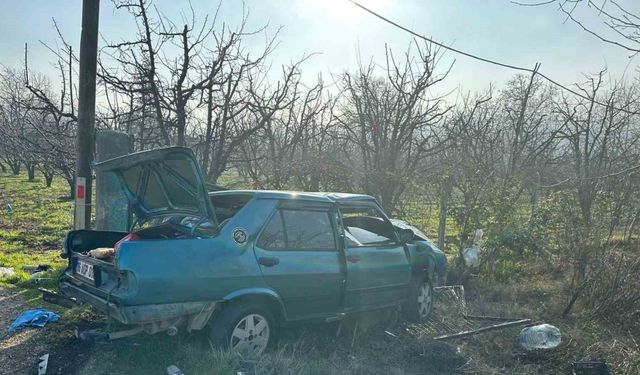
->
222, 287, 288, 322
408, 242, 437, 283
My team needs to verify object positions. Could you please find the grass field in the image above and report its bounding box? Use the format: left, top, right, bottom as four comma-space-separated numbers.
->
0, 171, 70, 291
1, 170, 638, 374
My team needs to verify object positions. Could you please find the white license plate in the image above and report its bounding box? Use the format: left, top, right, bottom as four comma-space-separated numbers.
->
76, 260, 94, 281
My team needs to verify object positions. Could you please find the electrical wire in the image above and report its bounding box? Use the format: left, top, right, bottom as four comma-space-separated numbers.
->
346, 0, 640, 115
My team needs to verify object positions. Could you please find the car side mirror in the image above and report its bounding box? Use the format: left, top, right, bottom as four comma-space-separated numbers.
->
398, 228, 414, 244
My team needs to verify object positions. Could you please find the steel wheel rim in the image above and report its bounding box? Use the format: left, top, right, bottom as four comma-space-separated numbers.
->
417, 282, 432, 319
230, 313, 270, 358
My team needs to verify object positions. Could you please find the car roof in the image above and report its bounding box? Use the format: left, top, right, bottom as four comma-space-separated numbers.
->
208, 189, 376, 203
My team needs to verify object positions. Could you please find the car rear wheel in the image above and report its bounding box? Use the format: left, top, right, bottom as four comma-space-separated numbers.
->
208, 302, 274, 358
404, 277, 434, 322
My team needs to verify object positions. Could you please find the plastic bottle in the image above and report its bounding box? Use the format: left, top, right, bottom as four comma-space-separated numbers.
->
518, 324, 562, 350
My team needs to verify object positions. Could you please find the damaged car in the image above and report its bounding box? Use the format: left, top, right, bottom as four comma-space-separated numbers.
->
59, 147, 446, 357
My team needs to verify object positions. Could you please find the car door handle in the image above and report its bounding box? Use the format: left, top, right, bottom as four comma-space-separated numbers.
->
258, 257, 279, 267
346, 254, 361, 263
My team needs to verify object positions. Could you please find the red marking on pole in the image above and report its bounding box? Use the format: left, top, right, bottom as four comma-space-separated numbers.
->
77, 185, 85, 199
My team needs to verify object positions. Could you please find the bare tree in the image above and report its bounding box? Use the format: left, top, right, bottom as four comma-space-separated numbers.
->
23, 38, 79, 196
514, 0, 640, 54
338, 42, 453, 212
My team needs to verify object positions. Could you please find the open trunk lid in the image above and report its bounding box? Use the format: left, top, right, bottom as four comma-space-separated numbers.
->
95, 147, 217, 226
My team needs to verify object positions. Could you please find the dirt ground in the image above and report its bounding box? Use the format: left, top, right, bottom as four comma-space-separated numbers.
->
0, 286, 94, 375
0, 285, 48, 375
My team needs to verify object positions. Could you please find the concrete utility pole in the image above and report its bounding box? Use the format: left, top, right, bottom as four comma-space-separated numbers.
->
75, 0, 100, 229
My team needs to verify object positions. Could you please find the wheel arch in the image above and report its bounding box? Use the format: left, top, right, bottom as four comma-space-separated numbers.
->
221, 288, 287, 324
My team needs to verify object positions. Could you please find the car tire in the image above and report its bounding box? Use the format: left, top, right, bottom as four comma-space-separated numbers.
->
404, 277, 434, 322
208, 302, 275, 358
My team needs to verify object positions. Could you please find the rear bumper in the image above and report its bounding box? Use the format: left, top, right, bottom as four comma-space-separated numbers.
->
60, 281, 128, 322
59, 281, 218, 326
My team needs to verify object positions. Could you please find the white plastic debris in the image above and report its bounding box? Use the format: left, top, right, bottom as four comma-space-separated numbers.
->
167, 365, 184, 375
462, 229, 483, 267
462, 245, 480, 267
0, 266, 16, 278
518, 324, 562, 350
37, 353, 49, 375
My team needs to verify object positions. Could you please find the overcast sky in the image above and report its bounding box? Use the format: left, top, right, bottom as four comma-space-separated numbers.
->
1, 0, 638, 96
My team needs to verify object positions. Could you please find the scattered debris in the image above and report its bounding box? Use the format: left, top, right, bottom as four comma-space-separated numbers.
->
75, 326, 144, 342
40, 288, 77, 308
462, 229, 483, 267
384, 330, 398, 338
571, 361, 611, 375
30, 271, 52, 282
8, 308, 60, 333
23, 264, 52, 273
434, 318, 532, 341
37, 353, 49, 375
236, 361, 257, 375
418, 339, 466, 373
518, 324, 562, 350
88, 247, 115, 259
167, 364, 185, 375
0, 266, 15, 278
414, 285, 535, 342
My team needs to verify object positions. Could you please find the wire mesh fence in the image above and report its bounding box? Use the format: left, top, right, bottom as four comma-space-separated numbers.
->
408, 285, 531, 340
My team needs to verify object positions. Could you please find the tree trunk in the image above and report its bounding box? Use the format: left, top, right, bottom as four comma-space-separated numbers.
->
67, 178, 75, 199
176, 115, 186, 146
26, 162, 36, 181
529, 173, 540, 220
201, 86, 214, 176
9, 160, 20, 175
44, 172, 54, 187
309, 173, 320, 192
437, 177, 451, 250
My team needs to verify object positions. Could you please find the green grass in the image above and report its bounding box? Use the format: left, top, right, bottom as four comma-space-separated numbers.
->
0, 171, 71, 285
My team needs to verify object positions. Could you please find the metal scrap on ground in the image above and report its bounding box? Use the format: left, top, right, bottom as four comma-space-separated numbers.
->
409, 285, 537, 342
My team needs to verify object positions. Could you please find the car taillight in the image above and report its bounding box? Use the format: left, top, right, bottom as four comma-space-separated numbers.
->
114, 233, 140, 255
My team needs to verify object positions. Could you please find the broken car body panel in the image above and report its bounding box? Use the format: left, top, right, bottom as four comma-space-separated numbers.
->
390, 219, 448, 286
59, 147, 447, 334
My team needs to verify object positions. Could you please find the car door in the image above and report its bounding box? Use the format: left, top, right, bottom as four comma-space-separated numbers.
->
253, 201, 345, 321
339, 202, 411, 312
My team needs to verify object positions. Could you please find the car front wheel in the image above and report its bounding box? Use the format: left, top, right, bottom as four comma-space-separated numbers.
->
404, 278, 434, 322
209, 302, 274, 358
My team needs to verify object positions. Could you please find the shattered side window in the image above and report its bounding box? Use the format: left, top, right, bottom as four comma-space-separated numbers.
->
341, 206, 397, 246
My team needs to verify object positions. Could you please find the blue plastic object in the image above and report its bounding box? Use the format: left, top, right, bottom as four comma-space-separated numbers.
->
9, 308, 60, 333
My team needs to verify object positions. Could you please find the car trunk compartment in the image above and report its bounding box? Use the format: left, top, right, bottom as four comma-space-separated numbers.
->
64, 229, 127, 258
63, 229, 133, 297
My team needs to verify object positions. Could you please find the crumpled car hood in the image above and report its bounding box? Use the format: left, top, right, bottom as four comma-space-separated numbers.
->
95, 147, 217, 225
390, 219, 447, 277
